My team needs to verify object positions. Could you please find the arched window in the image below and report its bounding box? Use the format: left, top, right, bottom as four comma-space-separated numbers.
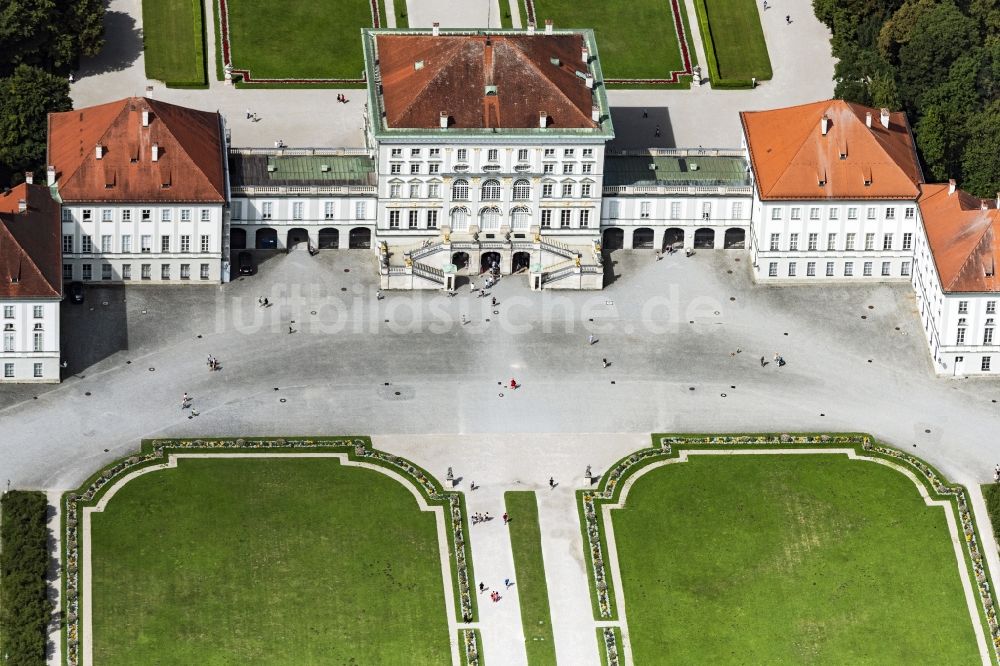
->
452, 179, 469, 201
481, 179, 501, 201
512, 179, 531, 201
450, 206, 470, 231
511, 206, 531, 230
480, 206, 501, 230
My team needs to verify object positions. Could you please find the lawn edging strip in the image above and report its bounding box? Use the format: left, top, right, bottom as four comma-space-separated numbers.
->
505, 491, 557, 665
578, 433, 1000, 666
62, 437, 479, 666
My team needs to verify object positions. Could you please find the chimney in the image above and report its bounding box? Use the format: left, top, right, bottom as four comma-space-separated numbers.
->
585, 73, 594, 88
432, 21, 439, 36
592, 105, 600, 123
24, 172, 33, 185
145, 85, 154, 99
18, 199, 26, 213
439, 111, 448, 129
880, 108, 890, 129
539, 111, 548, 128
981, 200, 989, 211
820, 115, 829, 136
95, 144, 104, 159
865, 111, 872, 128
414, 60, 424, 70
545, 19, 553, 34
582, 46, 589, 63
527, 22, 535, 35
142, 110, 149, 127
948, 179, 956, 195
46, 166, 55, 186
152, 143, 159, 162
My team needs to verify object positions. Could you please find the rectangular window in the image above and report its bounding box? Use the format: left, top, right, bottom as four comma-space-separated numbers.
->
122, 264, 131, 280
771, 208, 782, 220
579, 209, 590, 228
517, 149, 529, 161
390, 163, 401, 174
882, 233, 893, 250
702, 202, 712, 219
62, 235, 73, 253
200, 264, 210, 280
543, 163, 554, 174
770, 233, 780, 251
410, 148, 421, 157
789, 233, 799, 251
581, 183, 592, 198
806, 261, 816, 276
863, 261, 873, 276
865, 233, 875, 251
161, 209, 171, 222
790, 207, 801, 220
582, 148, 593, 158
100, 235, 111, 252
788, 262, 797, 277
732, 202, 743, 218
324, 202, 335, 220
391, 148, 402, 158
3, 333, 13, 352
62, 208, 72, 222
987, 301, 996, 314
427, 210, 438, 228
82, 264, 92, 280
582, 163, 593, 174
389, 210, 400, 229
81, 236, 93, 253
826, 261, 835, 276
140, 236, 151, 253
429, 148, 440, 157
33, 305, 42, 318
885, 207, 895, 219
428, 184, 440, 198
808, 233, 818, 251
180, 264, 190, 280
292, 202, 303, 220
561, 183, 573, 198
102, 209, 112, 222
829, 208, 839, 220
33, 363, 42, 378
901, 261, 911, 276
82, 209, 92, 221
562, 163, 574, 175
540, 210, 552, 228
768, 262, 778, 277
428, 163, 440, 175
810, 207, 820, 220
161, 264, 170, 280
409, 183, 420, 198
63, 264, 73, 279
3, 363, 12, 378
827, 233, 837, 251
959, 300, 969, 314
410, 164, 420, 174
542, 184, 553, 198
608, 201, 619, 219
232, 201, 242, 220
543, 148, 555, 157
880, 261, 891, 276
905, 206, 915, 219
200, 235, 210, 253
847, 207, 858, 220
670, 202, 681, 219
984, 328, 994, 345
563, 149, 575, 158
181, 209, 191, 222
261, 202, 272, 220
355, 202, 366, 220
456, 149, 467, 161
867, 207, 877, 220
101, 264, 112, 280
141, 264, 151, 280
844, 261, 854, 276
957, 328, 967, 344
141, 209, 151, 221
983, 356, 992, 372
902, 232, 912, 250
487, 149, 498, 162
845, 233, 855, 251
161, 235, 170, 252
560, 210, 572, 228
408, 210, 419, 229
2, 305, 11, 318
389, 184, 401, 198
640, 202, 651, 219
180, 235, 190, 252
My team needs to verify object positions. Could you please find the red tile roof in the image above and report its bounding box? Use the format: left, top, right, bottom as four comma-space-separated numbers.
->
48, 97, 226, 203
741, 100, 923, 200
375, 34, 598, 130
920, 183, 1000, 293
0, 183, 62, 299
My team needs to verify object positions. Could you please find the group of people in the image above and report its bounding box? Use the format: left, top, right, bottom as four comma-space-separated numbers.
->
336, 94, 350, 103
471, 512, 493, 525
206, 355, 220, 371
993, 464, 999, 483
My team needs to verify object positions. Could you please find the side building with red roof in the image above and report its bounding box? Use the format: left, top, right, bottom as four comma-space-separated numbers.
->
47, 95, 229, 284
741, 100, 924, 282
0, 180, 63, 383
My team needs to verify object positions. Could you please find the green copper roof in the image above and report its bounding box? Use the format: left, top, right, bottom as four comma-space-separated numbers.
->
604, 155, 751, 187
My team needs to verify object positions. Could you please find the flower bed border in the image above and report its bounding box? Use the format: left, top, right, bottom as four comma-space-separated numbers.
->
459, 628, 483, 666
578, 432, 1000, 665
522, 0, 693, 84
61, 437, 478, 666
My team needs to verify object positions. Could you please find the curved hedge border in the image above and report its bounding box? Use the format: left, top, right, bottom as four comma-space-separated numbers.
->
1, 490, 52, 665
578, 433, 1000, 665
62, 437, 478, 666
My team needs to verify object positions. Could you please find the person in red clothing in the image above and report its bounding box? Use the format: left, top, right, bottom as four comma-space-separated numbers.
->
509, 378, 518, 389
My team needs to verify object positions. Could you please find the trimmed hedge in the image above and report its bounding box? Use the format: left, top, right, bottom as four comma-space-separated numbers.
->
692, 0, 756, 89
985, 483, 1000, 547
1, 491, 51, 665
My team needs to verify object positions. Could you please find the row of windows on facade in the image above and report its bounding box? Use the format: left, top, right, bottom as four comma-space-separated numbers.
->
63, 263, 211, 281
3, 363, 47, 379
955, 325, 996, 346
607, 200, 744, 220
770, 206, 915, 221
951, 355, 995, 371
3, 305, 46, 319
64, 208, 213, 223
388, 147, 595, 161
63, 234, 211, 254
767, 260, 912, 278
386, 207, 592, 230
391, 179, 595, 201
388, 161, 597, 176
2, 331, 47, 352
246, 201, 368, 221
768, 232, 913, 252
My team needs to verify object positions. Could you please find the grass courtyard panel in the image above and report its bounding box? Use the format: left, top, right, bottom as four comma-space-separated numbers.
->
89, 457, 452, 663
224, 0, 373, 79
505, 491, 557, 665
697, 0, 771, 82
611, 454, 982, 663
142, 0, 207, 86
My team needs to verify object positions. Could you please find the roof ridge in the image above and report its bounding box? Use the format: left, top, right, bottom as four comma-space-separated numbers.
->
505, 37, 590, 126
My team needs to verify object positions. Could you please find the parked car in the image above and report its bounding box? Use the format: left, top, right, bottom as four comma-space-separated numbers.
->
67, 282, 85, 304
238, 251, 255, 275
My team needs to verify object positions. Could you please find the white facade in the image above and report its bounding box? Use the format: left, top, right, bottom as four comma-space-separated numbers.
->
1, 299, 60, 383
231, 193, 378, 249
60, 203, 224, 283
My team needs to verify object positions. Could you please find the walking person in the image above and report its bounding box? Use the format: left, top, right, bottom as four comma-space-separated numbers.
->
181, 392, 190, 409
549, 476, 555, 489
760, 356, 766, 367
502, 512, 509, 525
509, 378, 518, 390
588, 334, 596, 345
785, 14, 791, 23
602, 358, 608, 368
470, 281, 476, 294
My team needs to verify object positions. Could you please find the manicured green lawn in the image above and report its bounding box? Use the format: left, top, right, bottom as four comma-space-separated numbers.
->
696, 0, 771, 81
142, 0, 206, 85
525, 0, 694, 80
505, 491, 556, 665
611, 455, 980, 663
90, 457, 451, 664
224, 0, 373, 79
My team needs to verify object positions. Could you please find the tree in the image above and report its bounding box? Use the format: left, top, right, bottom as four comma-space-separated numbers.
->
914, 54, 983, 182
0, 64, 71, 179
0, 0, 104, 76
896, 3, 978, 110
960, 100, 1000, 198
